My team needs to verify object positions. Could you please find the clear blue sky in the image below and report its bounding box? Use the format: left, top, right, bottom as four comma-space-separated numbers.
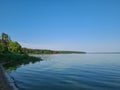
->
0, 0, 120, 52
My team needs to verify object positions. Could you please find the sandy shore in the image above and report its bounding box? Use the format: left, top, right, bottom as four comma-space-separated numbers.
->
0, 65, 18, 90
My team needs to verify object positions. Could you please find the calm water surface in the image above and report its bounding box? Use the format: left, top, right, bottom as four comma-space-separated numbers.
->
7, 54, 120, 90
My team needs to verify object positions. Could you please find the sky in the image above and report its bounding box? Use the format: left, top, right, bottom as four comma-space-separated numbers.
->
0, 0, 120, 52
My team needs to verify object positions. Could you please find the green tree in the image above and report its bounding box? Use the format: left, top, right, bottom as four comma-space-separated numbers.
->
0, 43, 7, 53
8, 41, 22, 54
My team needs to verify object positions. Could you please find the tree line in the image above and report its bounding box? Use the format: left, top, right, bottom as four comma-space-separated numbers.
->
0, 33, 59, 54
0, 33, 58, 54
0, 33, 85, 54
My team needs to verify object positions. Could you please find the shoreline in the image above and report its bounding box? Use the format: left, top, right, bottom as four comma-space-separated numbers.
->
0, 65, 19, 90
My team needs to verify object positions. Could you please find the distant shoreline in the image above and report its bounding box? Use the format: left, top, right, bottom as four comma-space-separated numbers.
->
87, 52, 120, 54
22, 47, 86, 54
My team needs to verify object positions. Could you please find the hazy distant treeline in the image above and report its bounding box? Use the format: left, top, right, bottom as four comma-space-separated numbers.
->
22, 48, 86, 54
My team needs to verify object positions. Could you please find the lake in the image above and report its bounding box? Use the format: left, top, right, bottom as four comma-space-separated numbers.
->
6, 54, 120, 90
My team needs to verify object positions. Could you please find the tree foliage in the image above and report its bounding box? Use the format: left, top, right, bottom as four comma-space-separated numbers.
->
0, 33, 22, 54
0, 43, 7, 53
8, 41, 22, 54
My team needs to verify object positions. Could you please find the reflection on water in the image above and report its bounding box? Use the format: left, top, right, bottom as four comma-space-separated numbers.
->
4, 55, 42, 72
6, 54, 120, 90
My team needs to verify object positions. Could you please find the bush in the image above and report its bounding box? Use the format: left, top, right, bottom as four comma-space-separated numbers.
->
0, 43, 7, 53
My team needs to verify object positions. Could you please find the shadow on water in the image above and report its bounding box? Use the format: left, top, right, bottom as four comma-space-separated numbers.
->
3, 54, 52, 72
3, 55, 43, 72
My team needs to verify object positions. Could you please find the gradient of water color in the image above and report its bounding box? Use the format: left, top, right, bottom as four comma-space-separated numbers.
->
9, 54, 120, 90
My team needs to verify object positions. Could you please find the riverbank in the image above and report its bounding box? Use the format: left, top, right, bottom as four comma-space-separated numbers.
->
0, 65, 18, 90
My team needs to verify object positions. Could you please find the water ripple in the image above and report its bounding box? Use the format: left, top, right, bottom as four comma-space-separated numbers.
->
9, 54, 120, 90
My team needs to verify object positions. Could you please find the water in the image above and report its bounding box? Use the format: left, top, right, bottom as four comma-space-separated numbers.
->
6, 54, 120, 90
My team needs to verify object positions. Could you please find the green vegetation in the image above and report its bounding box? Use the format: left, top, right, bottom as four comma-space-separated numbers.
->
0, 43, 7, 53
0, 33, 22, 54
0, 32, 85, 65
0, 33, 41, 64
8, 41, 22, 54
22, 48, 58, 54
0, 33, 86, 55
54, 50, 86, 54
22, 48, 86, 54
